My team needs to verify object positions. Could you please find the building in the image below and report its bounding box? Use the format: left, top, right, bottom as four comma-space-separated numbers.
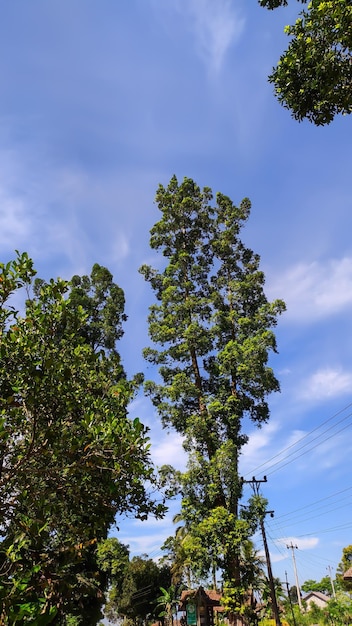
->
343, 567, 352, 581
179, 587, 224, 626
303, 591, 330, 610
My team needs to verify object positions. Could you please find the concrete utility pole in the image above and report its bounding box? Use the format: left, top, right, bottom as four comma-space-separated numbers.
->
327, 565, 336, 599
242, 477, 281, 626
286, 543, 302, 611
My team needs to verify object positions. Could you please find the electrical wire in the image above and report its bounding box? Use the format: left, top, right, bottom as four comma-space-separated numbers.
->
273, 498, 352, 529
275, 484, 352, 520
247, 412, 352, 476
243, 404, 352, 478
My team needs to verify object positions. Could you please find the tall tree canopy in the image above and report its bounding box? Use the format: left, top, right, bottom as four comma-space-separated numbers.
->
0, 253, 164, 624
259, 0, 352, 125
140, 176, 285, 601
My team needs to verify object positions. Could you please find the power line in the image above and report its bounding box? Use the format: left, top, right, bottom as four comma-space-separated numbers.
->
243, 401, 352, 478
295, 521, 352, 537
266, 419, 352, 477
275, 484, 352, 520
272, 499, 352, 529
250, 414, 352, 478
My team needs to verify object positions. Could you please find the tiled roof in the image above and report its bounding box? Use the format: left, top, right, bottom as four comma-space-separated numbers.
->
304, 591, 330, 602
204, 589, 222, 602
179, 587, 222, 607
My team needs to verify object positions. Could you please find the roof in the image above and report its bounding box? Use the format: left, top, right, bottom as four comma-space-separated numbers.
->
304, 591, 330, 603
179, 587, 222, 608
343, 567, 352, 580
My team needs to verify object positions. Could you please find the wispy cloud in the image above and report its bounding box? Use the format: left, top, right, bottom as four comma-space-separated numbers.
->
268, 257, 352, 323
240, 421, 281, 476
240, 424, 313, 480
269, 552, 290, 564
241, 414, 352, 482
117, 504, 181, 558
300, 367, 352, 400
188, 0, 245, 73
153, 433, 187, 470
0, 190, 32, 249
275, 536, 319, 551
166, 0, 245, 73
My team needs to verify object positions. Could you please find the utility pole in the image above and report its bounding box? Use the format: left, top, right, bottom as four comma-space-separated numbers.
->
327, 566, 336, 599
284, 571, 297, 626
242, 476, 281, 626
286, 543, 302, 611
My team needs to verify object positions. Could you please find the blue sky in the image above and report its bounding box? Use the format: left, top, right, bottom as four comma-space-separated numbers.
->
1, 0, 352, 598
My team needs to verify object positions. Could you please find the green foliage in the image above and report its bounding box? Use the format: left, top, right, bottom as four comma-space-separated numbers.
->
336, 543, 352, 591
156, 585, 179, 625
0, 519, 58, 624
142, 176, 285, 588
222, 540, 266, 621
326, 591, 352, 625
301, 576, 332, 595
259, 0, 352, 125
0, 253, 164, 623
96, 537, 130, 591
161, 526, 195, 589
105, 555, 172, 623
68, 263, 127, 351
96, 537, 130, 622
270, 563, 352, 626
283, 591, 352, 626
259, 0, 306, 7
284, 604, 309, 626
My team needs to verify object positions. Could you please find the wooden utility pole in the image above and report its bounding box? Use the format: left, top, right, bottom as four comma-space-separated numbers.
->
242, 477, 281, 626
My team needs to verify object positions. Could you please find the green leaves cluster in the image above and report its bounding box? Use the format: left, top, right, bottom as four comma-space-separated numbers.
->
301, 576, 333, 595
0, 253, 163, 623
336, 543, 352, 591
104, 554, 171, 623
156, 585, 179, 625
259, 0, 352, 124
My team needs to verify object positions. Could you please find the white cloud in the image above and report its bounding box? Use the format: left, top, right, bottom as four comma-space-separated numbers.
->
240, 417, 352, 482
300, 367, 352, 400
275, 536, 319, 551
0, 150, 35, 251
240, 420, 281, 475
167, 0, 245, 73
0, 193, 32, 248
269, 552, 290, 564
268, 257, 352, 323
116, 504, 182, 558
116, 530, 165, 557
189, 0, 245, 73
153, 432, 187, 470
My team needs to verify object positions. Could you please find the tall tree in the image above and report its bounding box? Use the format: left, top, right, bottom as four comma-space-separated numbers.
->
0, 253, 164, 624
140, 177, 285, 596
259, 0, 352, 125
